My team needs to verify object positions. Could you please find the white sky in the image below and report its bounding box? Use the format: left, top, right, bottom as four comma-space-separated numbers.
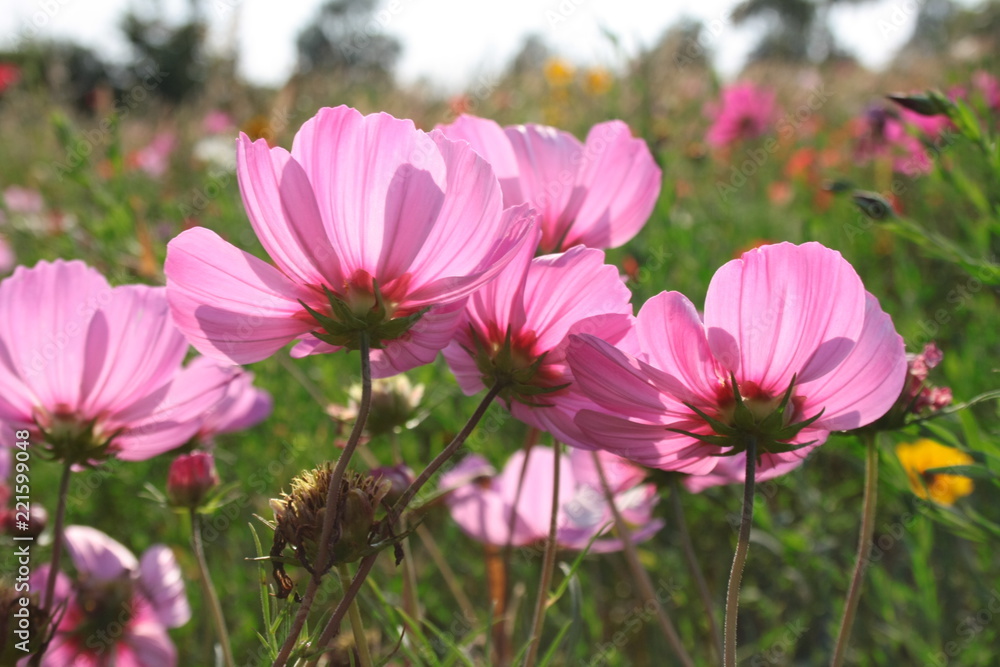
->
0, 0, 975, 91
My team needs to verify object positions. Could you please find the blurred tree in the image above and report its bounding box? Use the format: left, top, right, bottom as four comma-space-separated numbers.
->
120, 10, 207, 104
731, 0, 870, 63
295, 0, 401, 81
0, 42, 122, 113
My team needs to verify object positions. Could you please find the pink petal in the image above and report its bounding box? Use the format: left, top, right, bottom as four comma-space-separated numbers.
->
799, 293, 907, 431
504, 124, 583, 250
574, 409, 719, 473
683, 440, 825, 492
704, 242, 866, 393
290, 106, 448, 276
118, 618, 177, 667
108, 359, 237, 460
186, 357, 272, 435
79, 286, 188, 419
237, 134, 343, 287
30, 565, 71, 610
521, 247, 633, 352
561, 120, 661, 250
0, 260, 110, 416
435, 114, 524, 201
403, 203, 537, 307
634, 291, 722, 404
165, 227, 318, 364
499, 446, 574, 541
139, 545, 191, 628
64, 525, 138, 581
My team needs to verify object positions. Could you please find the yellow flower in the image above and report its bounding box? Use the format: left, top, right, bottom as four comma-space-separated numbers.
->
583, 67, 612, 96
543, 58, 574, 87
895, 439, 975, 506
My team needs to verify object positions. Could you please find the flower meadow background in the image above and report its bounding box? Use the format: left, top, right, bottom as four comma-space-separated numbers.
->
1, 1, 1000, 665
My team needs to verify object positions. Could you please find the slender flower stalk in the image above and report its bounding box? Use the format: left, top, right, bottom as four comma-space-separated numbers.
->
311, 383, 507, 656
191, 510, 235, 667
415, 524, 478, 624
524, 443, 562, 667
273, 335, 373, 666
593, 453, 695, 667
724, 437, 757, 667
832, 432, 880, 666
393, 383, 505, 515
32, 462, 72, 667
338, 563, 373, 667
670, 476, 723, 660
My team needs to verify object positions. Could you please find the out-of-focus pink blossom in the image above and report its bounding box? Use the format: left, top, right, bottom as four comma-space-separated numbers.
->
898, 107, 952, 137
900, 342, 953, 415
705, 82, 777, 147
440, 447, 662, 552
437, 115, 660, 253
186, 356, 272, 441
31, 525, 189, 666
853, 106, 933, 176
129, 132, 176, 178
0, 260, 238, 463
972, 71, 1000, 111
567, 242, 907, 486
3, 186, 43, 214
443, 231, 634, 447
202, 110, 235, 135
0, 63, 19, 94
166, 105, 536, 378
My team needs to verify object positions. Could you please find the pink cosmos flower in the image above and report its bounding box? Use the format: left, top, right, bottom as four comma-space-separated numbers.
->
853, 106, 932, 176
32, 525, 189, 667
0, 260, 237, 463
440, 447, 662, 552
3, 186, 43, 214
972, 71, 1000, 111
567, 242, 907, 482
442, 231, 634, 446
898, 107, 952, 138
202, 110, 235, 135
705, 82, 777, 147
436, 115, 660, 253
166, 105, 536, 378
129, 132, 176, 178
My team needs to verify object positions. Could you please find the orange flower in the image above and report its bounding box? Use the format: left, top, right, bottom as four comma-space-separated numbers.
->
583, 67, 612, 96
543, 58, 574, 87
896, 439, 974, 506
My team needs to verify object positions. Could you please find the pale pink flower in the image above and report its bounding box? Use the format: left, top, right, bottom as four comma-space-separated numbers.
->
972, 70, 1000, 111
3, 186, 43, 214
437, 115, 660, 253
31, 525, 189, 667
898, 107, 952, 138
442, 232, 634, 447
0, 260, 237, 463
202, 110, 235, 135
705, 82, 777, 147
130, 132, 176, 178
166, 105, 536, 378
440, 447, 662, 551
567, 242, 907, 482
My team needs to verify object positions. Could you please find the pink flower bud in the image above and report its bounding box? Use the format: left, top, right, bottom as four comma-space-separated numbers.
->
167, 452, 220, 508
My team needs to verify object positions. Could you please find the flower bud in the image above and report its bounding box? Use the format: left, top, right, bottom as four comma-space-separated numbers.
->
167, 451, 220, 508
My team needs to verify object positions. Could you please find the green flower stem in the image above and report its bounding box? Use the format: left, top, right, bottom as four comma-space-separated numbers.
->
338, 563, 374, 667
593, 453, 695, 667
524, 442, 562, 667
273, 334, 372, 667
724, 436, 757, 667
670, 476, 723, 661
31, 460, 73, 667
831, 432, 879, 667
191, 510, 235, 667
